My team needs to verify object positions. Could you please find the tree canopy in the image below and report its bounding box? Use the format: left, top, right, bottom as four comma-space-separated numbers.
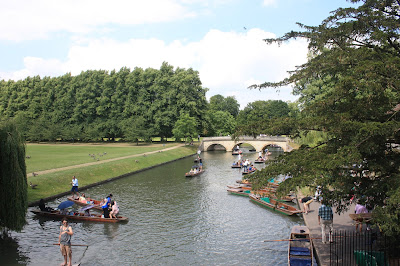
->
0, 121, 27, 232
246, 0, 400, 234
0, 62, 208, 142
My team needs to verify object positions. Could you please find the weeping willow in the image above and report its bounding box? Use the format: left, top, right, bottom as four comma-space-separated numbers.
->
0, 121, 27, 232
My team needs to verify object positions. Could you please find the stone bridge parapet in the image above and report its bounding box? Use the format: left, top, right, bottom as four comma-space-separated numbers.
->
200, 136, 291, 152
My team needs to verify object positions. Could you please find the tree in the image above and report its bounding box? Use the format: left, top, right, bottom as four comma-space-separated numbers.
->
0, 121, 27, 232
172, 113, 197, 142
206, 111, 236, 136
246, 0, 400, 234
209, 94, 240, 117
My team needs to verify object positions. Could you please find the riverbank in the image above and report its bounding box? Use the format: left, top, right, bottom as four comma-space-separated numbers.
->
28, 144, 198, 204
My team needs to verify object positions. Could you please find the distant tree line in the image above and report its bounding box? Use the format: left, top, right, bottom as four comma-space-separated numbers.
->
0, 62, 209, 142
0, 62, 292, 142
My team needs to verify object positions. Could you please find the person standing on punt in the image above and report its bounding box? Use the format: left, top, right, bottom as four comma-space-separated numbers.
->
318, 199, 333, 244
101, 194, 113, 218
58, 218, 73, 266
70, 176, 79, 200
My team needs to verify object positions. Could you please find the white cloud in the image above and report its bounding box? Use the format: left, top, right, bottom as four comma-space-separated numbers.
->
0, 0, 194, 41
262, 0, 278, 7
1, 28, 308, 108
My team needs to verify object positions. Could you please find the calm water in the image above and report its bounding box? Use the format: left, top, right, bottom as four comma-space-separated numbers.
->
5, 149, 304, 266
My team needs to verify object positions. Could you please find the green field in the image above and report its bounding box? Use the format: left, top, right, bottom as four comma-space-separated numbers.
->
26, 143, 197, 203
26, 143, 177, 173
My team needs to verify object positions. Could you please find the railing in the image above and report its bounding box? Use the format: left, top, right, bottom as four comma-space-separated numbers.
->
329, 230, 400, 265
202, 136, 288, 142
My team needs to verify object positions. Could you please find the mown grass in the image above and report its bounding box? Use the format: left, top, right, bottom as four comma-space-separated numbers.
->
27, 145, 197, 203
25, 143, 177, 173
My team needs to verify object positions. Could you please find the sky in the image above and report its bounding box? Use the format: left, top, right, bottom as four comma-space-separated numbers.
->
0, 0, 358, 109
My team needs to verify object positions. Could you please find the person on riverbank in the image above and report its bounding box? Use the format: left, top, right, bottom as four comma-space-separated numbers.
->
58, 218, 73, 266
355, 201, 369, 233
318, 200, 333, 244
301, 196, 313, 214
70, 176, 79, 200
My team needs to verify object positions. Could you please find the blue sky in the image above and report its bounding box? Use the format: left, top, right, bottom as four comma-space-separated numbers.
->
0, 0, 358, 108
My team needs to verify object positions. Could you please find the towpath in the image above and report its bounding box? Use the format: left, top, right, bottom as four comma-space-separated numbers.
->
297, 195, 356, 265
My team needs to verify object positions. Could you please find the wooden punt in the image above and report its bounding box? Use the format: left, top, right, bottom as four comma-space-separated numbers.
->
31, 210, 128, 223
227, 188, 251, 197
227, 184, 252, 189
242, 168, 256, 175
249, 194, 302, 216
232, 149, 242, 155
254, 158, 266, 164
67, 196, 102, 211
185, 169, 205, 177
288, 226, 313, 266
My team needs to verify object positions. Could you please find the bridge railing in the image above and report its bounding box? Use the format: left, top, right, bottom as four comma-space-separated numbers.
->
202, 136, 288, 142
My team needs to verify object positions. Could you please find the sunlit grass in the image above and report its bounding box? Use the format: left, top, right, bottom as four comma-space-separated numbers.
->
28, 145, 197, 203
25, 143, 178, 173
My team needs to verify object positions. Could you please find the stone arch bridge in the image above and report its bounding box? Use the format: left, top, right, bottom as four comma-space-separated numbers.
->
199, 136, 292, 152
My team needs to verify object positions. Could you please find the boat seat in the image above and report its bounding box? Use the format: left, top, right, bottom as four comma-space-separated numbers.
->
261, 197, 270, 203
290, 247, 311, 256
289, 257, 312, 266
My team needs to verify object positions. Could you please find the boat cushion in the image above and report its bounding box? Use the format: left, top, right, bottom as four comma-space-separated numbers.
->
290, 247, 311, 256
289, 257, 312, 266
261, 197, 270, 203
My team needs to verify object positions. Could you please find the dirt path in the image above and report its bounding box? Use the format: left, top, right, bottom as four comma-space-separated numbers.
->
28, 144, 187, 177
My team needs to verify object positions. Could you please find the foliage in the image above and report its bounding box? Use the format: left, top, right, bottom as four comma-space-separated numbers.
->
209, 94, 240, 117
0, 63, 208, 142
206, 110, 236, 136
245, 0, 400, 234
0, 121, 27, 232
234, 100, 291, 138
172, 113, 197, 142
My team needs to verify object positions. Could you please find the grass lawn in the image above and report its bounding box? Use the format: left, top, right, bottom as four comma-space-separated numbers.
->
27, 145, 197, 203
25, 142, 178, 173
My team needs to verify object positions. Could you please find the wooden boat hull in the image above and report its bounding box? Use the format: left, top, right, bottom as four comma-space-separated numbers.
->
288, 226, 313, 266
249, 194, 302, 216
185, 170, 205, 177
254, 159, 265, 164
31, 210, 128, 223
227, 188, 251, 197
67, 196, 102, 210
242, 169, 256, 175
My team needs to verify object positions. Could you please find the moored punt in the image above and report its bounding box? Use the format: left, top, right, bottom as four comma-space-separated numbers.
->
288, 226, 313, 266
249, 194, 302, 216
227, 184, 252, 189
227, 188, 251, 197
67, 196, 102, 211
185, 169, 205, 177
31, 210, 128, 223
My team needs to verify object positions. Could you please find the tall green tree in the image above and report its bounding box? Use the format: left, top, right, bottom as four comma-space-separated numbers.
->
0, 121, 27, 232
172, 113, 197, 142
209, 94, 240, 117
246, 0, 400, 234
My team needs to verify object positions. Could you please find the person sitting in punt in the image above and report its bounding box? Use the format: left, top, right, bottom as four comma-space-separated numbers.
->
109, 200, 119, 219
79, 193, 87, 203
39, 199, 53, 212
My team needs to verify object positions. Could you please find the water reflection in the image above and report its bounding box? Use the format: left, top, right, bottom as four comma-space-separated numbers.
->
5, 149, 302, 265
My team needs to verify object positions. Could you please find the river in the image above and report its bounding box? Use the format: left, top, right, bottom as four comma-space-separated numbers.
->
4, 148, 305, 266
